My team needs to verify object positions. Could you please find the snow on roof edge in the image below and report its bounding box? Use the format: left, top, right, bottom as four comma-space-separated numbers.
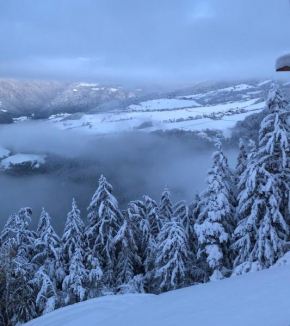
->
276, 53, 290, 71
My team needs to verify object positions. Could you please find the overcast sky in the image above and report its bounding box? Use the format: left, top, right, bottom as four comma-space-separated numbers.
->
1, 0, 290, 85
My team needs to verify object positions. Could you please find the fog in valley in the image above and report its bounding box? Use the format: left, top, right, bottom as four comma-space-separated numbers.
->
0, 121, 237, 233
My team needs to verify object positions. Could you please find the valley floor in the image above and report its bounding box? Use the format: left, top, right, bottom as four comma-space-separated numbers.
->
25, 265, 290, 326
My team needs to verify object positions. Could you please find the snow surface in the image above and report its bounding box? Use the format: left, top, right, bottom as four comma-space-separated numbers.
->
0, 154, 46, 169
24, 265, 290, 326
179, 84, 255, 100
12, 116, 31, 122
77, 83, 99, 87
128, 98, 201, 111
0, 146, 10, 159
46, 98, 264, 136
257, 80, 271, 87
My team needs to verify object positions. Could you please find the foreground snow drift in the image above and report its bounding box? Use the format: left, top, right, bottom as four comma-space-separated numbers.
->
25, 265, 290, 326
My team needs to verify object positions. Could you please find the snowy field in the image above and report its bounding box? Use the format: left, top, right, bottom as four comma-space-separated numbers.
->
178, 83, 256, 100
0, 153, 46, 170
1, 82, 269, 138
128, 98, 201, 111
46, 97, 265, 137
25, 265, 290, 326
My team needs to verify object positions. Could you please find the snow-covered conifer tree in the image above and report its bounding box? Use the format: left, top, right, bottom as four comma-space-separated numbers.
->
144, 195, 163, 238
143, 234, 157, 289
86, 253, 103, 299
34, 208, 63, 286
0, 213, 18, 247
35, 209, 60, 261
159, 186, 173, 222
62, 199, 85, 271
34, 267, 58, 315
233, 85, 290, 272
7, 255, 37, 325
173, 200, 191, 235
235, 138, 248, 192
127, 200, 150, 265
189, 192, 203, 224
195, 140, 235, 281
154, 219, 192, 292
86, 175, 123, 289
232, 140, 260, 272
1, 208, 38, 325
258, 85, 290, 221
113, 212, 142, 291
62, 248, 88, 304
265, 83, 288, 112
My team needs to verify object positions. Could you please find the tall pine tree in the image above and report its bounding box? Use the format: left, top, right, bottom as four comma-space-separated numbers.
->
235, 138, 248, 192
62, 199, 85, 271
144, 195, 163, 238
159, 186, 173, 222
195, 140, 235, 281
86, 175, 123, 289
233, 86, 290, 272
154, 218, 192, 293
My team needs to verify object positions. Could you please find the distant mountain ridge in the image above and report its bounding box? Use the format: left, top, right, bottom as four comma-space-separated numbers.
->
0, 79, 136, 123
0, 78, 289, 124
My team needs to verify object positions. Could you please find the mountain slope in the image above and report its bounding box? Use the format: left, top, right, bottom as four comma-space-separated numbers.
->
25, 265, 290, 326
0, 79, 135, 119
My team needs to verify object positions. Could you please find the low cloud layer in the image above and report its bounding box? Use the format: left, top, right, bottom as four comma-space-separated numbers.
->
0, 122, 225, 232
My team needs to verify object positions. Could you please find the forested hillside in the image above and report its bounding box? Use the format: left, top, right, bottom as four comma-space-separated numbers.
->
0, 85, 289, 325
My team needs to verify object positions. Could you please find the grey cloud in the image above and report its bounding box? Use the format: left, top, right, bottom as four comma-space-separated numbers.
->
0, 0, 290, 84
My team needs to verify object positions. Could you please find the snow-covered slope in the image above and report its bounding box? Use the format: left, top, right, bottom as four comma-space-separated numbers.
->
25, 265, 290, 326
0, 154, 46, 169
0, 79, 135, 120
128, 98, 201, 111
0, 146, 10, 159
47, 97, 265, 136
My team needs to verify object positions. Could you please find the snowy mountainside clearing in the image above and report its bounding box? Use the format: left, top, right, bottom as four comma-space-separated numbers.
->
0, 153, 46, 170
48, 97, 265, 136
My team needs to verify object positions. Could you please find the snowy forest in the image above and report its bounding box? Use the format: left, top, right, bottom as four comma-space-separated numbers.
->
0, 85, 289, 326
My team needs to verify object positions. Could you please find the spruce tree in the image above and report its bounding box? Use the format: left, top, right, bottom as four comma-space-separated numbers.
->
62, 248, 88, 304
0, 213, 18, 247
2, 208, 38, 325
233, 87, 290, 272
258, 85, 290, 222
143, 234, 157, 290
127, 200, 150, 274
62, 199, 85, 271
86, 175, 123, 289
195, 140, 235, 281
35, 209, 61, 263
232, 140, 260, 271
235, 138, 248, 192
154, 219, 192, 292
143, 195, 163, 238
159, 186, 173, 222
7, 255, 37, 325
173, 200, 191, 235
113, 212, 142, 292
34, 209, 63, 288
86, 253, 103, 299
233, 142, 289, 271
34, 267, 58, 315
189, 192, 203, 224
